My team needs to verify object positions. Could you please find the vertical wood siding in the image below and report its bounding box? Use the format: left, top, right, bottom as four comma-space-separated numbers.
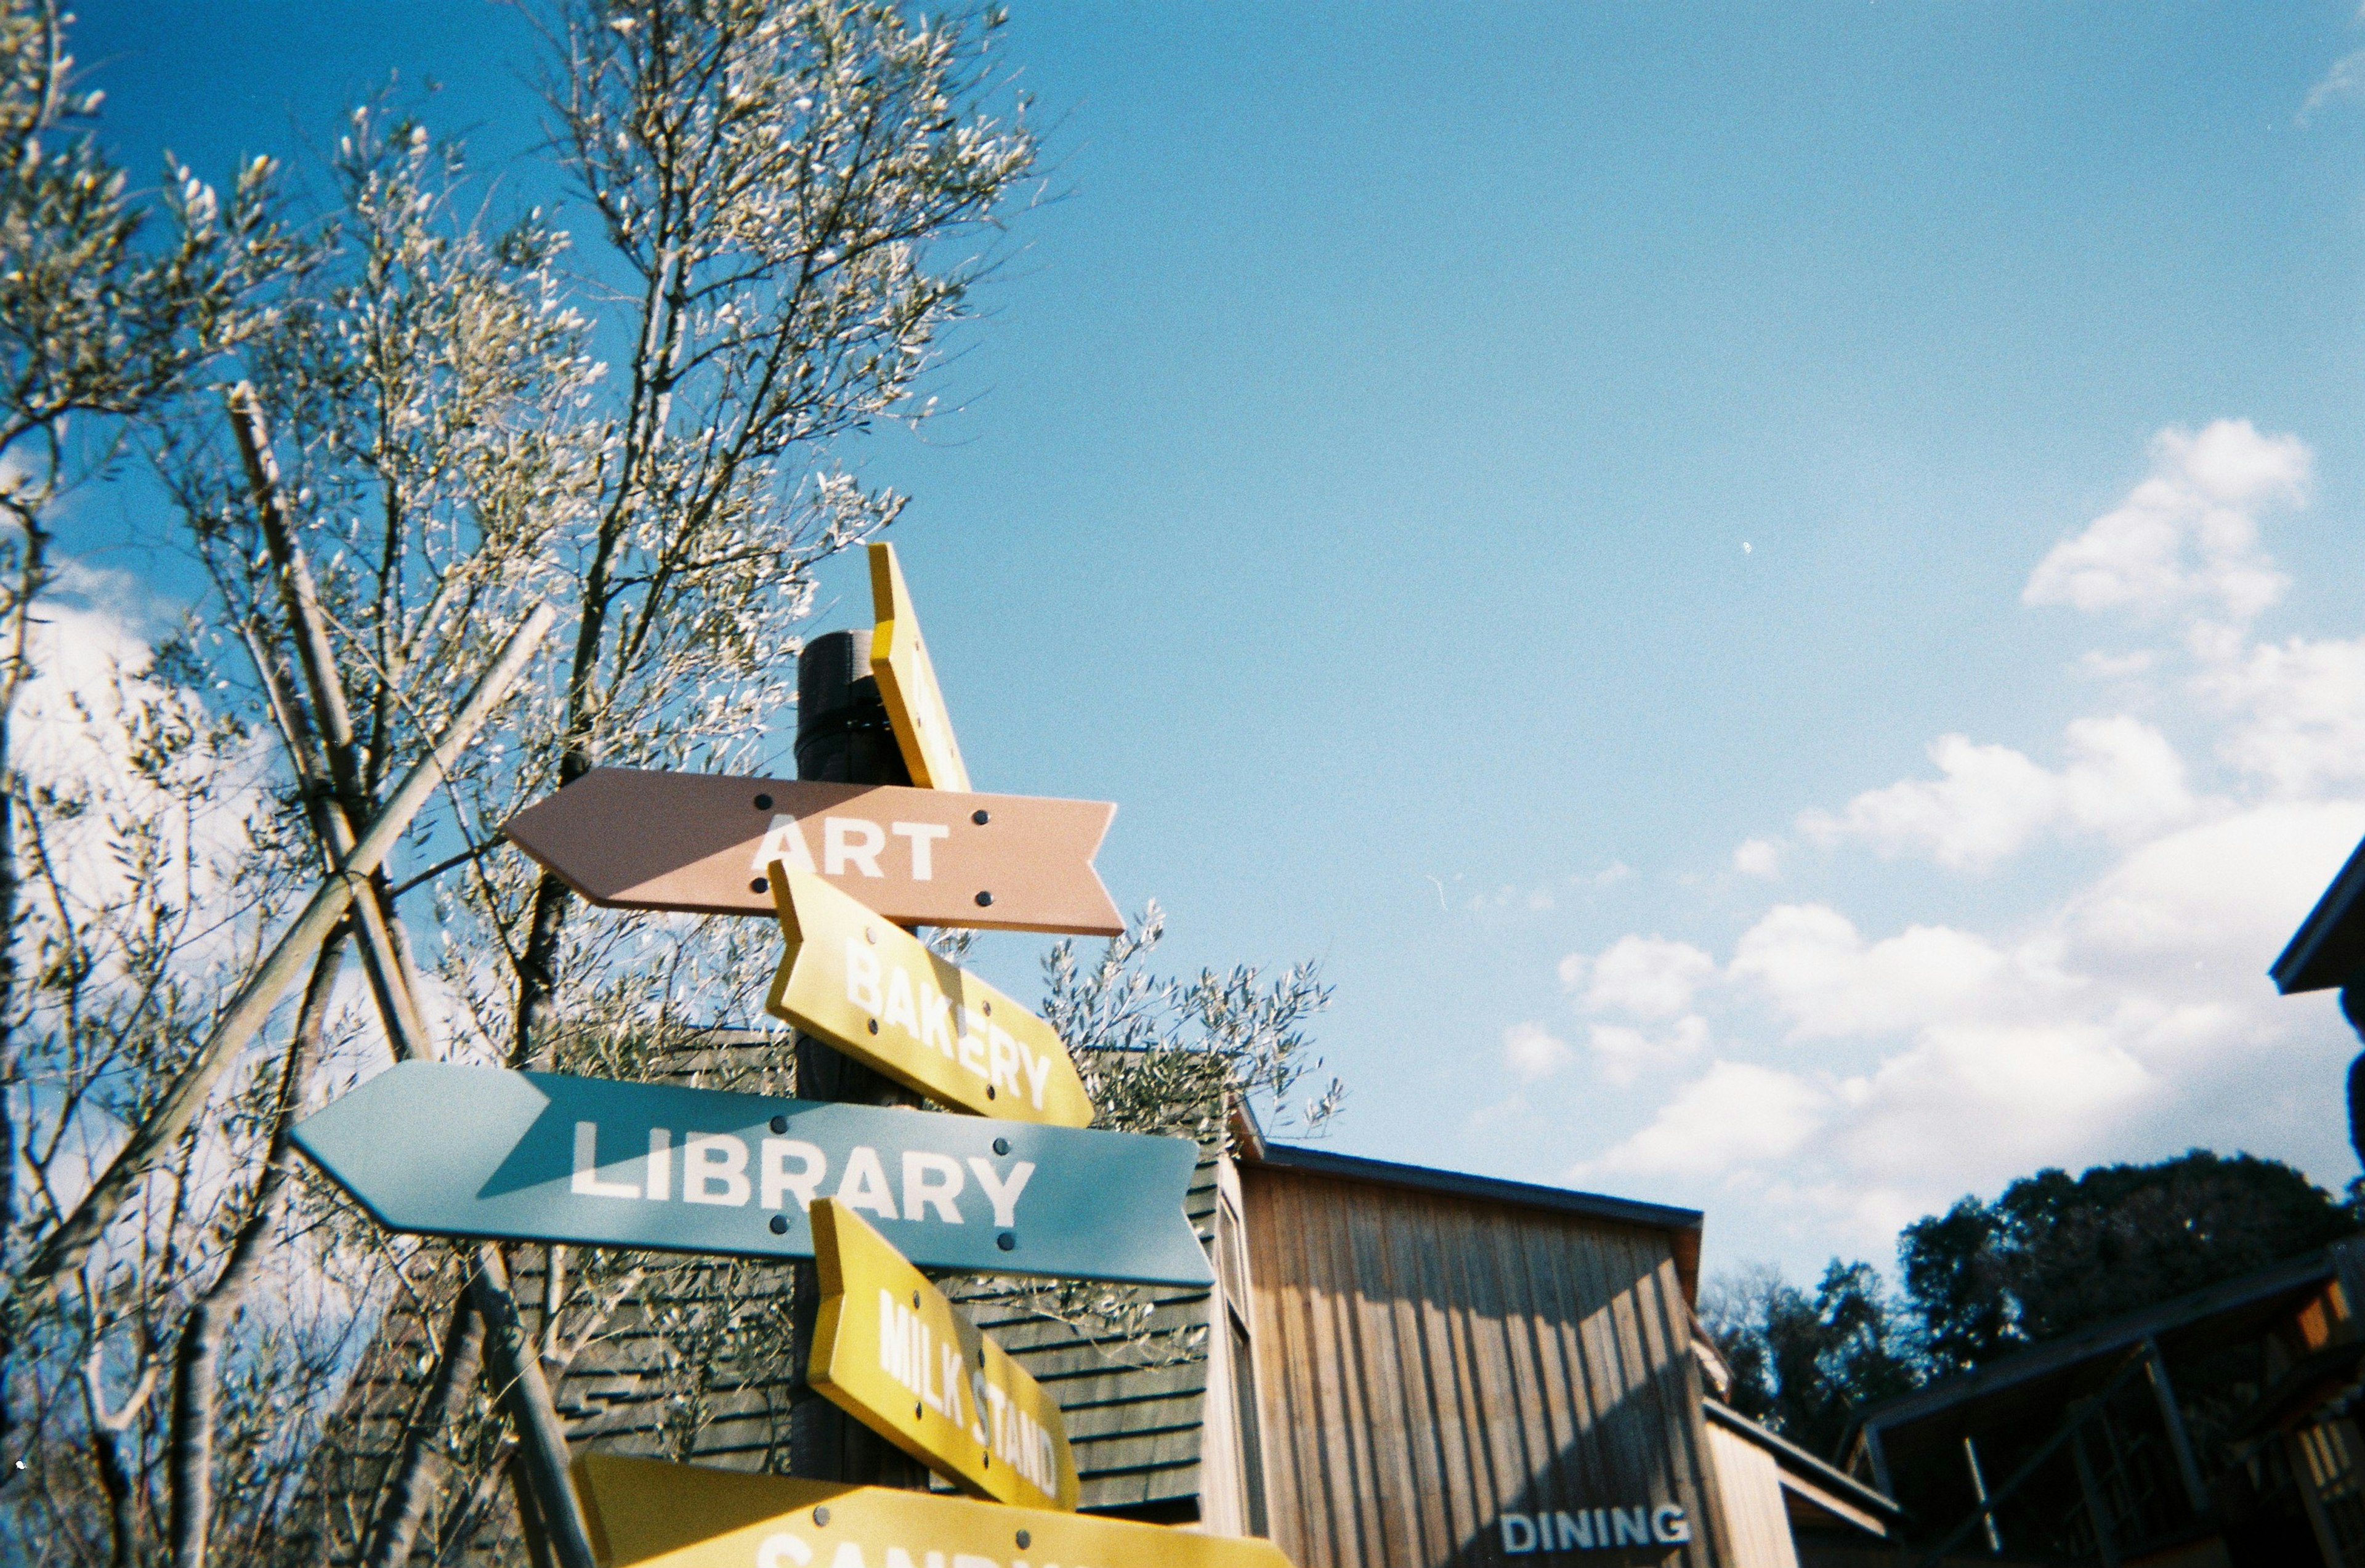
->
1704, 1421, 1801, 1568
1241, 1166, 1728, 1568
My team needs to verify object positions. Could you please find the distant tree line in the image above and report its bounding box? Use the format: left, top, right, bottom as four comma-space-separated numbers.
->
1701, 1150, 2363, 1460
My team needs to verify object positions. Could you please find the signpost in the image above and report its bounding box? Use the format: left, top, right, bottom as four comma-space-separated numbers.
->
289, 1063, 1213, 1287
502, 768, 1121, 936
868, 542, 969, 792
297, 544, 1293, 1565
808, 1198, 1078, 1511
573, 1453, 1295, 1568
764, 867, 1094, 1128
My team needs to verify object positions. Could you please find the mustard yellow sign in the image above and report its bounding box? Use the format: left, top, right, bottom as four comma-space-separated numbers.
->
870, 542, 970, 793
809, 1197, 1077, 1511
573, 1453, 1296, 1568
764, 866, 1093, 1128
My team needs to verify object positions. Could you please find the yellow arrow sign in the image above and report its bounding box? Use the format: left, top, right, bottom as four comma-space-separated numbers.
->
870, 542, 969, 793
573, 1453, 1296, 1568
809, 1197, 1077, 1511
765, 865, 1094, 1128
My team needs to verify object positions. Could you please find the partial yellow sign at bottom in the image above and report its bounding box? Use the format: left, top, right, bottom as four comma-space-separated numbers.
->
574, 1453, 1296, 1568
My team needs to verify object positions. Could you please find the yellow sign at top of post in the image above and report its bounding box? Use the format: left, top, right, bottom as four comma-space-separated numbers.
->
809, 1197, 1078, 1511
870, 542, 969, 793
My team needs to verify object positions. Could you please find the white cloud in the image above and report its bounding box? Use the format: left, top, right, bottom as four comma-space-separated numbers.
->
2063, 800, 2365, 976
1835, 1020, 2153, 1180
2199, 632, 2365, 798
1558, 419, 2365, 1269
1732, 837, 1782, 879
1564, 934, 1718, 1019
1730, 904, 2050, 1038
2023, 419, 2302, 622
1579, 1061, 1827, 1179
1587, 1014, 1709, 1085
1503, 1021, 1572, 1082
1798, 716, 2194, 871
2303, 47, 2365, 120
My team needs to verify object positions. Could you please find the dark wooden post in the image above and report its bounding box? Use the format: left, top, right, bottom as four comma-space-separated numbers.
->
786, 630, 928, 1486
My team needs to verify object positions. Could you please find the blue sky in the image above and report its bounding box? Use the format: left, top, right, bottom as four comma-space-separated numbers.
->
72, 2, 2365, 1281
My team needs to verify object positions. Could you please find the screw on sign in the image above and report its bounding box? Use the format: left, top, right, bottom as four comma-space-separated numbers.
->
806, 1198, 1079, 1512
572, 1454, 1296, 1568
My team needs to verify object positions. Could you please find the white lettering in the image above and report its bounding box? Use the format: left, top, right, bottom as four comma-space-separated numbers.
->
952, 1556, 998, 1568
756, 1534, 813, 1568
890, 820, 950, 879
645, 1128, 671, 1202
879, 1290, 908, 1384
845, 939, 883, 1014
836, 1145, 897, 1218
750, 814, 817, 875
920, 984, 956, 1057
1554, 1511, 1591, 1549
828, 1543, 869, 1568
825, 817, 886, 878
966, 1159, 1035, 1228
1612, 1507, 1649, 1547
761, 1139, 827, 1210
570, 1121, 640, 1199
902, 1151, 966, 1222
1021, 1042, 1052, 1109
1501, 1515, 1536, 1554
956, 1014, 987, 1077
968, 1364, 992, 1445
682, 1133, 751, 1206
919, 1321, 941, 1412
1651, 1505, 1691, 1545
942, 1340, 969, 1428
986, 1025, 1022, 1098
884, 967, 919, 1035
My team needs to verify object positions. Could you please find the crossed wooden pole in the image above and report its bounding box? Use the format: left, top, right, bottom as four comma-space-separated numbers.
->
8, 386, 591, 1568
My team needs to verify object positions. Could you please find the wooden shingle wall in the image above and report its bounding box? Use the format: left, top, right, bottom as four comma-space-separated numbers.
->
955, 1150, 1219, 1516
1240, 1164, 1728, 1568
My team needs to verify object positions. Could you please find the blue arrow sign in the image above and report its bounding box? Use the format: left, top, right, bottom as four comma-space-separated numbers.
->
291, 1063, 1212, 1287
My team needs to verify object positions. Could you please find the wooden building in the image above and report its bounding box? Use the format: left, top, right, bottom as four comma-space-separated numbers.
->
1155, 1126, 1899, 1567
1840, 1239, 2365, 1567
972, 1123, 1900, 1567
